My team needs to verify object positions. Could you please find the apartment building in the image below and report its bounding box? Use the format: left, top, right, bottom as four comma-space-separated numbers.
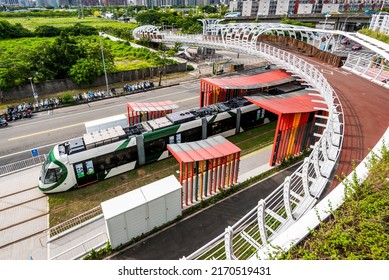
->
229, 0, 387, 16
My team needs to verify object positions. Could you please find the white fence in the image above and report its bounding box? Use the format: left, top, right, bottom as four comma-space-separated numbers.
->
343, 53, 389, 89
50, 232, 108, 260
132, 27, 344, 260
49, 206, 103, 239
0, 155, 46, 177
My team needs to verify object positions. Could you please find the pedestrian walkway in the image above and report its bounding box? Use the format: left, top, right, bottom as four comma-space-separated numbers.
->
0, 166, 47, 260
0, 145, 275, 260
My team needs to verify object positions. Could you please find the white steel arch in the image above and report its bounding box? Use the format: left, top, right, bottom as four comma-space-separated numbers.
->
133, 22, 389, 88
133, 23, 344, 260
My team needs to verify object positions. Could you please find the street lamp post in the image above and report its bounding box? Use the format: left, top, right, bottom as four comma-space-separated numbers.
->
28, 77, 37, 103
99, 34, 110, 96
343, 16, 351, 31
323, 14, 331, 30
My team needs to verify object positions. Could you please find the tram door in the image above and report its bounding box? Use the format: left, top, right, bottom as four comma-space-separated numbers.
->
74, 160, 98, 187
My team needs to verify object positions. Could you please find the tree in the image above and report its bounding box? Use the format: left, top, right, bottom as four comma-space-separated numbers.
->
40, 31, 82, 79
64, 23, 98, 36
68, 37, 115, 85
135, 10, 162, 25
69, 58, 100, 85
154, 50, 170, 86
34, 25, 61, 37
0, 20, 32, 39
167, 42, 182, 56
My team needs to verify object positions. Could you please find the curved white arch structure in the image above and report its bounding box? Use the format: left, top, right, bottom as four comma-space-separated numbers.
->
134, 22, 389, 88
133, 23, 345, 260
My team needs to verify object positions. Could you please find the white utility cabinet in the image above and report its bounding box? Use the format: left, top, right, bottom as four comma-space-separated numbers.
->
101, 175, 182, 249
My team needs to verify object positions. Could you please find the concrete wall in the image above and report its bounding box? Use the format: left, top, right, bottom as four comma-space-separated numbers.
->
2, 63, 186, 102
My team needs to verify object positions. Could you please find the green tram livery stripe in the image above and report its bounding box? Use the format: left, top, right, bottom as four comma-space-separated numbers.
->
115, 138, 131, 151
143, 125, 180, 142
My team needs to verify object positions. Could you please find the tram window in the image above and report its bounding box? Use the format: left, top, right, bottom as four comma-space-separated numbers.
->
44, 167, 63, 184
145, 138, 166, 156
169, 135, 174, 144
181, 127, 202, 142
93, 146, 137, 173
208, 117, 235, 136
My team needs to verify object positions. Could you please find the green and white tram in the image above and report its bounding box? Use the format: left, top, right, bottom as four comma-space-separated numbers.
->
38, 98, 276, 193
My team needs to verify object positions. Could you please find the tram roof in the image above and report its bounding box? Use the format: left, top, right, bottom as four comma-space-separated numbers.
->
200, 69, 295, 90
167, 135, 241, 163
127, 100, 179, 112
245, 93, 325, 115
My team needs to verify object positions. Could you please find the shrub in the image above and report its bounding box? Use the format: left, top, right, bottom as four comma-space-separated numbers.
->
187, 64, 194, 71
62, 93, 74, 105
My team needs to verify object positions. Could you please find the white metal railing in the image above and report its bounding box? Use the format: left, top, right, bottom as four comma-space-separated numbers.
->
134, 29, 344, 260
50, 232, 108, 260
49, 206, 102, 239
0, 155, 46, 177
343, 53, 389, 89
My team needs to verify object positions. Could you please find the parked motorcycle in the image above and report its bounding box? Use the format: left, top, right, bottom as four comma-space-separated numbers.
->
0, 118, 8, 128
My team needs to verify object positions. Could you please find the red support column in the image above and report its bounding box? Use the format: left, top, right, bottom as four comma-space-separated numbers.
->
189, 162, 193, 205
221, 156, 226, 188
230, 153, 235, 186
213, 159, 218, 193
225, 155, 231, 188
234, 152, 240, 184
216, 158, 222, 190
270, 114, 282, 166
208, 159, 213, 195
185, 163, 189, 206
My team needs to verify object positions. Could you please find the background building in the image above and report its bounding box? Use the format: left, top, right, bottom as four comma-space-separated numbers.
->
369, 12, 389, 35
230, 0, 388, 16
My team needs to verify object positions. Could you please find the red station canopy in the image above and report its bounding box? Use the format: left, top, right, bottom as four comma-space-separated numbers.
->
127, 100, 179, 112
245, 93, 326, 115
201, 69, 295, 89
167, 136, 241, 163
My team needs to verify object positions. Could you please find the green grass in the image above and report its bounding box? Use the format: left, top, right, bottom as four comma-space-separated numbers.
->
279, 145, 389, 260
359, 28, 389, 44
48, 123, 276, 226
0, 37, 55, 54
4, 16, 137, 31
229, 122, 277, 155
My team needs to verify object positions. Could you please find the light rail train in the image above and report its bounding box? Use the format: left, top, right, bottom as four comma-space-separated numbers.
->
38, 98, 277, 193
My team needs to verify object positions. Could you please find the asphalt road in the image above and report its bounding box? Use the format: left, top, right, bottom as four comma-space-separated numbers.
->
0, 82, 200, 165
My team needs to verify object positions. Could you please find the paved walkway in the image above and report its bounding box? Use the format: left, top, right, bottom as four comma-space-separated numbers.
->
0, 166, 47, 260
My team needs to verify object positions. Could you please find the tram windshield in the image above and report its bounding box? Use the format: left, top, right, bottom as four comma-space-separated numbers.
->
40, 154, 52, 181
40, 151, 63, 184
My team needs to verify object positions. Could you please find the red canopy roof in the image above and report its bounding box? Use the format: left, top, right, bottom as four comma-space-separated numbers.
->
201, 69, 295, 89
127, 100, 179, 112
245, 94, 325, 115
167, 136, 241, 163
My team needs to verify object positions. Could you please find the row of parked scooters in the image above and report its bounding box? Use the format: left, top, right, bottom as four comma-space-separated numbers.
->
0, 104, 33, 128
0, 80, 155, 129
1, 103, 33, 124
123, 81, 154, 93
